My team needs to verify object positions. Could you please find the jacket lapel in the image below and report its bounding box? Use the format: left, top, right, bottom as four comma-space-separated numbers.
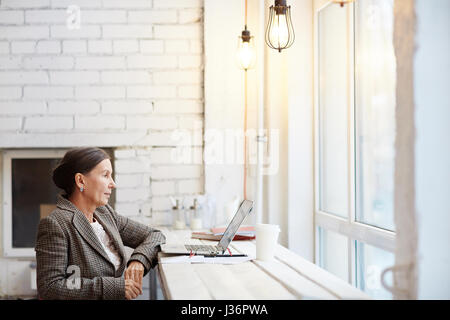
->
93, 210, 126, 273
72, 208, 113, 265
56, 193, 113, 265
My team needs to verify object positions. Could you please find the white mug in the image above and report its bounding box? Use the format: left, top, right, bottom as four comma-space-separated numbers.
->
256, 223, 280, 261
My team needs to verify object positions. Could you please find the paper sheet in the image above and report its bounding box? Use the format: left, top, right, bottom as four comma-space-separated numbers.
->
160, 255, 253, 265
201, 256, 253, 264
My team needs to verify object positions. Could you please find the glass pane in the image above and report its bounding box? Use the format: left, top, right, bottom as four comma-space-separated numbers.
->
318, 227, 349, 283
355, 0, 396, 231
12, 158, 61, 248
318, 4, 349, 218
356, 241, 395, 299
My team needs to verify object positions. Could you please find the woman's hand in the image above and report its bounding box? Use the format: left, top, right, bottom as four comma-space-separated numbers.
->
125, 261, 145, 298
125, 279, 142, 300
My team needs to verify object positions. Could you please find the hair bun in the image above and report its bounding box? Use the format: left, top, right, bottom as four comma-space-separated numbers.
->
52, 162, 71, 193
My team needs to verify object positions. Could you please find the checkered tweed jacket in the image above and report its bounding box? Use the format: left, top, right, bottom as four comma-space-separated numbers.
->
35, 193, 166, 300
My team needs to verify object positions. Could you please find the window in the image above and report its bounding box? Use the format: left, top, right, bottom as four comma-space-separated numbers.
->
12, 158, 62, 248
2, 149, 66, 257
354, 0, 396, 231
356, 241, 394, 299
318, 227, 349, 282
314, 0, 396, 299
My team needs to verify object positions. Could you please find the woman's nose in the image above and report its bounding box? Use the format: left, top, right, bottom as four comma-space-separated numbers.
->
110, 178, 116, 189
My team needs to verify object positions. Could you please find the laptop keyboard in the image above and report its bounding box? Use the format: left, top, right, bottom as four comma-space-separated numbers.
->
185, 244, 221, 254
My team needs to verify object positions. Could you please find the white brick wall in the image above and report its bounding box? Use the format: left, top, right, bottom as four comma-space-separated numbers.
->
0, 0, 205, 295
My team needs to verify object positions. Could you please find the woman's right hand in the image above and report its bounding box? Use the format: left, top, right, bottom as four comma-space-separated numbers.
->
125, 278, 142, 300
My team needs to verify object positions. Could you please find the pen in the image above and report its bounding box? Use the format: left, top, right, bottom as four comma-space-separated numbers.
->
181, 253, 248, 257
205, 254, 248, 258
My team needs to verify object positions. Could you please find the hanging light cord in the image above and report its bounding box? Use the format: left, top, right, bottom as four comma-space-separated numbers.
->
245, 0, 248, 27
243, 0, 248, 200
244, 68, 248, 200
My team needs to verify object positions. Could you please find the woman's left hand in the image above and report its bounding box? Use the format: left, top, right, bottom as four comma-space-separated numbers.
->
125, 261, 145, 295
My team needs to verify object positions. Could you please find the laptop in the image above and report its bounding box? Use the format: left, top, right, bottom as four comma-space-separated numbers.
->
161, 199, 254, 257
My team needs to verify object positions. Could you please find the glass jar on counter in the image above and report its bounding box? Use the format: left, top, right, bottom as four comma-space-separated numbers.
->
172, 199, 186, 230
189, 199, 203, 230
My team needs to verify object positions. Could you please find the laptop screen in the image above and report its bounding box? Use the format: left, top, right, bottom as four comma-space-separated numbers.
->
218, 200, 253, 252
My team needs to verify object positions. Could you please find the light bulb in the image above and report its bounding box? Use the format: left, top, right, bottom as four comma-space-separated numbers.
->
265, 0, 295, 52
268, 13, 289, 48
238, 42, 253, 70
236, 29, 255, 70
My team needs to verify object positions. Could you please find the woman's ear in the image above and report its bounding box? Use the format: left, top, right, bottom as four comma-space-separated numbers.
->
74, 173, 85, 190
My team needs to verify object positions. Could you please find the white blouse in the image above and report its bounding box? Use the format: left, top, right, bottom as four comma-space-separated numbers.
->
90, 218, 122, 271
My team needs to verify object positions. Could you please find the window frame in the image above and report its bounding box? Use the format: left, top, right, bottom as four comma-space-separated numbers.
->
313, 0, 396, 288
1, 149, 67, 258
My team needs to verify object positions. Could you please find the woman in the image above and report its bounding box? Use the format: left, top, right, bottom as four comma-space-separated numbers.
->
35, 147, 166, 300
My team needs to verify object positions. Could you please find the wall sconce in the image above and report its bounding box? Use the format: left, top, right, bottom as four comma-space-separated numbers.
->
331, 0, 355, 7
265, 0, 295, 52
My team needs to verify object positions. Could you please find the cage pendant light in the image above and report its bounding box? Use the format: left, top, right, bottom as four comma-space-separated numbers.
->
265, 0, 295, 52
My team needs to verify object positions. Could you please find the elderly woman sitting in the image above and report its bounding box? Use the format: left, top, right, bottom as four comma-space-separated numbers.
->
35, 147, 165, 300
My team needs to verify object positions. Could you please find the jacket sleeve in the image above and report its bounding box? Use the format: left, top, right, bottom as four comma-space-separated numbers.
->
106, 204, 166, 276
35, 216, 125, 300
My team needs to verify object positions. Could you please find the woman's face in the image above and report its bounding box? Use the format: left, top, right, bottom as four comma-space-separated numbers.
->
82, 159, 116, 207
